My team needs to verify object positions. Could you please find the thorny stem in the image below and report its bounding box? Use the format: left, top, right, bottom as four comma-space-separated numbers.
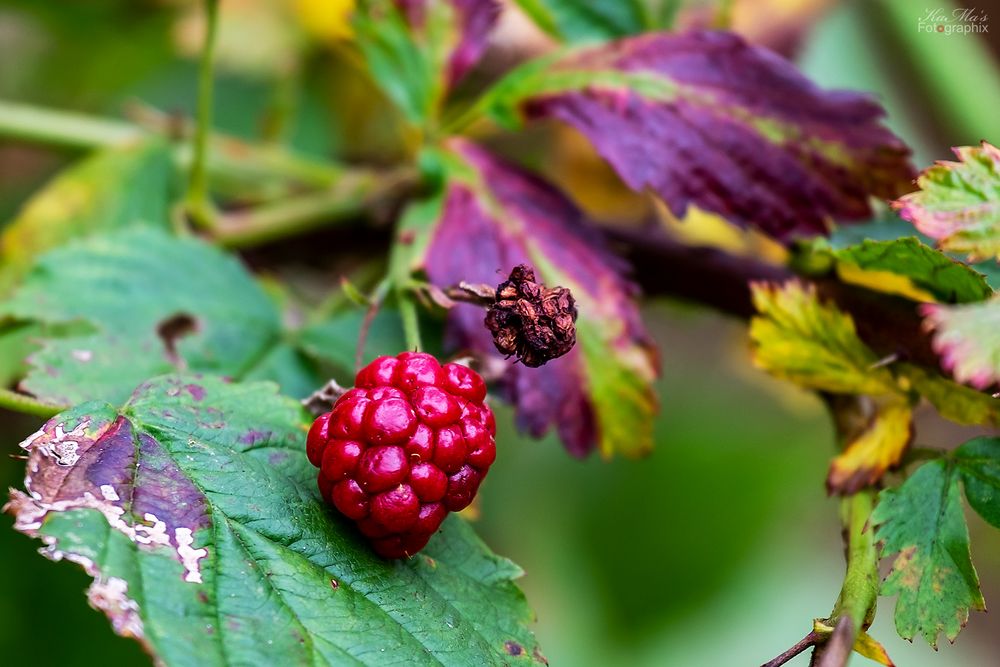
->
186, 0, 220, 229
0, 389, 64, 419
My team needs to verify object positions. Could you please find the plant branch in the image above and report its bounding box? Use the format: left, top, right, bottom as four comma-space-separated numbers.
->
186, 0, 220, 229
211, 167, 419, 248
760, 631, 820, 667
0, 100, 140, 149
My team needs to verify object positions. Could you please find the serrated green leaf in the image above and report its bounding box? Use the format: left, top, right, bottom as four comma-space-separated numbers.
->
893, 142, 1000, 262
749, 280, 899, 395
0, 228, 284, 405
955, 437, 1000, 529
0, 140, 173, 292
6, 374, 541, 666
872, 459, 984, 647
833, 237, 992, 304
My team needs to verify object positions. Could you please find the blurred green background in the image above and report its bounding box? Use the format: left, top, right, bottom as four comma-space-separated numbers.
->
1, 0, 999, 665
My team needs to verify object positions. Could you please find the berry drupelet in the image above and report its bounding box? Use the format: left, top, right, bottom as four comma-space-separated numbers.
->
307, 352, 496, 558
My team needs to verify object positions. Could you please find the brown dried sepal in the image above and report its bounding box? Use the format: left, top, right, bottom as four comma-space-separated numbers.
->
484, 264, 577, 367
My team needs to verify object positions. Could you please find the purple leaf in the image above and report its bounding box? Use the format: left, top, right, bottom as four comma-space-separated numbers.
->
402, 139, 658, 457
484, 30, 915, 240
396, 0, 501, 86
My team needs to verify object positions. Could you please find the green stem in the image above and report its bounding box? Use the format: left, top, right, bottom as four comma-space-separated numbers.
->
813, 489, 879, 666
212, 166, 419, 248
0, 100, 140, 149
399, 295, 423, 352
0, 389, 64, 419
186, 0, 220, 229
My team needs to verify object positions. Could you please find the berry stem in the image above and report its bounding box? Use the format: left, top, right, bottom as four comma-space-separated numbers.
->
399, 295, 424, 353
185, 0, 220, 230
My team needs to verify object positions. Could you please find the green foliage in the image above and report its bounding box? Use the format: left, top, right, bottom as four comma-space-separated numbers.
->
831, 237, 992, 304
894, 142, 1000, 262
0, 140, 173, 291
0, 228, 282, 405
512, 0, 678, 43
955, 437, 1000, 529
8, 375, 541, 665
873, 463, 981, 647
872, 440, 1000, 648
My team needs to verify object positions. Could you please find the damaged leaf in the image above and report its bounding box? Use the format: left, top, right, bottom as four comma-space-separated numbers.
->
827, 400, 913, 495
5, 374, 542, 665
0, 228, 281, 405
749, 280, 899, 395
872, 458, 984, 648
0, 139, 173, 292
922, 298, 1000, 390
397, 139, 658, 458
482, 30, 914, 240
893, 142, 1000, 262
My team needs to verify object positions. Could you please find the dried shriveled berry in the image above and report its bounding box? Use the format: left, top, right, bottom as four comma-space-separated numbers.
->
309, 352, 497, 558
485, 264, 577, 367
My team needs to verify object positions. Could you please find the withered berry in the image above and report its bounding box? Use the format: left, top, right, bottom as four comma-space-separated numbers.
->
307, 352, 496, 559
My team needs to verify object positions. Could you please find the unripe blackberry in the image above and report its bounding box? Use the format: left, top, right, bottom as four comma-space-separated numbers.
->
307, 352, 495, 558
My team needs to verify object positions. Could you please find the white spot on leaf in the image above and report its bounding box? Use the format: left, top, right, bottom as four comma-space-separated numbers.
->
175, 527, 208, 583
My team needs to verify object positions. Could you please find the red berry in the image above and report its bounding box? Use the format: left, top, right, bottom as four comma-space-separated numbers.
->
356, 445, 409, 493
332, 479, 369, 520
307, 353, 496, 558
321, 440, 363, 481
371, 484, 420, 532
408, 462, 447, 502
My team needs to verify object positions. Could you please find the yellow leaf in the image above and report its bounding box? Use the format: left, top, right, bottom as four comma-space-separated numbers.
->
853, 631, 895, 667
827, 401, 913, 494
296, 0, 356, 41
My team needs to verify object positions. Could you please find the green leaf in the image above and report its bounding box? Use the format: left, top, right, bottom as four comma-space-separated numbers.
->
6, 374, 542, 665
922, 297, 1000, 390
353, 0, 499, 125
872, 459, 984, 647
298, 307, 408, 374
832, 237, 992, 304
0, 228, 283, 405
893, 142, 1000, 262
900, 364, 1000, 426
749, 280, 899, 395
955, 437, 1000, 529
512, 0, 672, 43
0, 140, 173, 292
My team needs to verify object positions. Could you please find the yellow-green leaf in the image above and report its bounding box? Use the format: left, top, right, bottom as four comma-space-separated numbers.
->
749, 280, 898, 395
